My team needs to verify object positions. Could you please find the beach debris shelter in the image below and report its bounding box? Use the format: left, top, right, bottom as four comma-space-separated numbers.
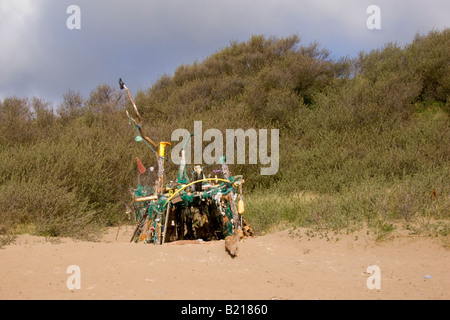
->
119, 78, 254, 257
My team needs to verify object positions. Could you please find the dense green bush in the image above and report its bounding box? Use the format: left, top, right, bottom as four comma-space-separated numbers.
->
1, 30, 449, 239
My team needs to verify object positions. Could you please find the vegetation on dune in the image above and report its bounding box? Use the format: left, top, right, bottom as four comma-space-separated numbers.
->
1, 29, 449, 242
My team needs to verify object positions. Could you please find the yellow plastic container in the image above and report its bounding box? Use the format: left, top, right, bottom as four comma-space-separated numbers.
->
238, 199, 245, 215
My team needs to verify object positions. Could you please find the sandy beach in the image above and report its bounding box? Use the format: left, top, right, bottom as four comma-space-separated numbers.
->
0, 226, 448, 300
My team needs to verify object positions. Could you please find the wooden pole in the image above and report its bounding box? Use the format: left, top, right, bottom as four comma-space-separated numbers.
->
162, 202, 171, 245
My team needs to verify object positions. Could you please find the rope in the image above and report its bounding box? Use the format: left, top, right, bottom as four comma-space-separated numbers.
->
163, 178, 238, 207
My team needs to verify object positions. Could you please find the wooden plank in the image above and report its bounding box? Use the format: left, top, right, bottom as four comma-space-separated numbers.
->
134, 195, 158, 202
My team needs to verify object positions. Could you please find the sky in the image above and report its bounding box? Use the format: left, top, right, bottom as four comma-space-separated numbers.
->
0, 0, 449, 106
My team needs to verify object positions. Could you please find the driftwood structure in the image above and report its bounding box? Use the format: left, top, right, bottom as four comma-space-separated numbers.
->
119, 79, 253, 257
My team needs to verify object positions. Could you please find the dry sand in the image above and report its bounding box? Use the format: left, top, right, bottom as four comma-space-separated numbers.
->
0, 226, 449, 300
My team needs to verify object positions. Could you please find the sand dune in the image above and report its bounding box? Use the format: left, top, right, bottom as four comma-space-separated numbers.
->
0, 226, 448, 300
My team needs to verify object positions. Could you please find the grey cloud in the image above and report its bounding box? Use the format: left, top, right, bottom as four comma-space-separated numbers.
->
0, 0, 448, 104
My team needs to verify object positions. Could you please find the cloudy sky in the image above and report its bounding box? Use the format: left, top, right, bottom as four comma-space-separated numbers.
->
0, 0, 449, 105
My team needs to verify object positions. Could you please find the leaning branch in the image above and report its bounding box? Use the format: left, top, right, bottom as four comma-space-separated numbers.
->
120, 78, 157, 150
